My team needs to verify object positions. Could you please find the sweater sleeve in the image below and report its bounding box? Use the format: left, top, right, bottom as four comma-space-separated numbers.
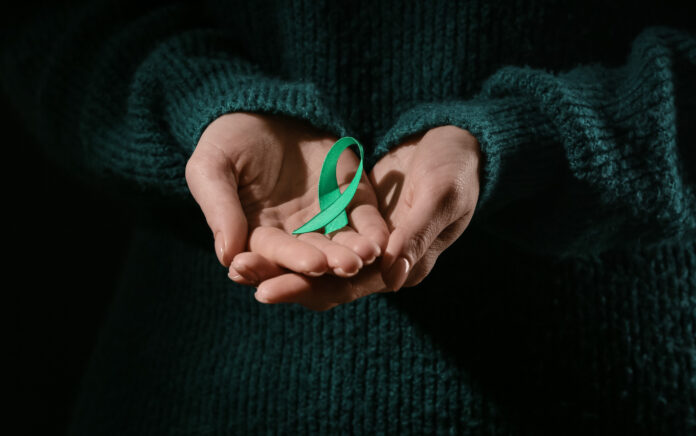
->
371, 26, 696, 257
1, 1, 346, 198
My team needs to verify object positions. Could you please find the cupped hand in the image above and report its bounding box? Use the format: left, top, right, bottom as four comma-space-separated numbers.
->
229, 125, 481, 311
186, 112, 389, 278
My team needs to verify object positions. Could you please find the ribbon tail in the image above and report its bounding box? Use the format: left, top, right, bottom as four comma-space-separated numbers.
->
323, 210, 348, 235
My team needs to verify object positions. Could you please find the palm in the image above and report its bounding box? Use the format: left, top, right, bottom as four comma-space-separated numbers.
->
235, 128, 359, 235
187, 112, 388, 278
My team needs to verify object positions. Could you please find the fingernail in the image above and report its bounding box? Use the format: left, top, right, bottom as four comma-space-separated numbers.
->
363, 242, 380, 265
228, 265, 243, 281
373, 242, 382, 258
214, 232, 227, 266
233, 261, 259, 284
305, 271, 324, 277
334, 267, 358, 277
384, 257, 410, 292
254, 289, 270, 303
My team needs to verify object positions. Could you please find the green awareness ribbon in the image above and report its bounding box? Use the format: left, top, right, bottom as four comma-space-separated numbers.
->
292, 137, 364, 235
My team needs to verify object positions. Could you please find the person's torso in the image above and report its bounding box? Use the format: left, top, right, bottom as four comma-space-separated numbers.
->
202, 0, 672, 142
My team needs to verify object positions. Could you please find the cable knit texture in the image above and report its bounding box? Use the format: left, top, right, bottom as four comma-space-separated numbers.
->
2, 0, 695, 434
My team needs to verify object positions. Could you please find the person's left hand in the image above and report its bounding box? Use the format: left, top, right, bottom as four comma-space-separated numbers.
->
229, 125, 481, 311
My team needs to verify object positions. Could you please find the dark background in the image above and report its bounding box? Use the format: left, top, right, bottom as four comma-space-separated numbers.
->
1, 4, 128, 432
7, 100, 132, 434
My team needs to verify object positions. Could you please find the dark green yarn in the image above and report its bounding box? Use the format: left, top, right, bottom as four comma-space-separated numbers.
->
2, 0, 695, 434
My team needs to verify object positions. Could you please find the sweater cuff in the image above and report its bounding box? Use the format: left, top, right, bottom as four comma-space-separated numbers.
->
371, 97, 564, 219
164, 69, 349, 157
77, 40, 349, 198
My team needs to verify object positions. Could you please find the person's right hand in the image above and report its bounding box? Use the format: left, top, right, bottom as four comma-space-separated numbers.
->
185, 112, 389, 280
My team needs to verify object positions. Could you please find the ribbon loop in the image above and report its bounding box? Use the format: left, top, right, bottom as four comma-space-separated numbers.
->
292, 137, 364, 235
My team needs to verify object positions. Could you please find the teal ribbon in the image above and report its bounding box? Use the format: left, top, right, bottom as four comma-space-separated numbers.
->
292, 137, 364, 235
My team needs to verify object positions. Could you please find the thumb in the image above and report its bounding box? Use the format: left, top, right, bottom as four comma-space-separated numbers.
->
380, 184, 456, 291
186, 143, 248, 267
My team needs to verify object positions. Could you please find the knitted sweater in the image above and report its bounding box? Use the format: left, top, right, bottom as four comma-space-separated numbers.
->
3, 0, 695, 434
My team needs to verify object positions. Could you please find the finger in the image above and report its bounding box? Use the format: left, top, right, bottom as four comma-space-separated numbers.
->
381, 184, 460, 292
334, 150, 390, 257
344, 182, 390, 257
230, 251, 287, 284
248, 226, 328, 276
329, 228, 380, 266
255, 263, 389, 311
228, 263, 257, 286
186, 142, 248, 267
254, 273, 337, 311
297, 233, 363, 277
402, 217, 471, 287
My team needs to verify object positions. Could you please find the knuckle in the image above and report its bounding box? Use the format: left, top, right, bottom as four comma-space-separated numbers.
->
440, 218, 469, 243
436, 184, 466, 219
409, 228, 432, 261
